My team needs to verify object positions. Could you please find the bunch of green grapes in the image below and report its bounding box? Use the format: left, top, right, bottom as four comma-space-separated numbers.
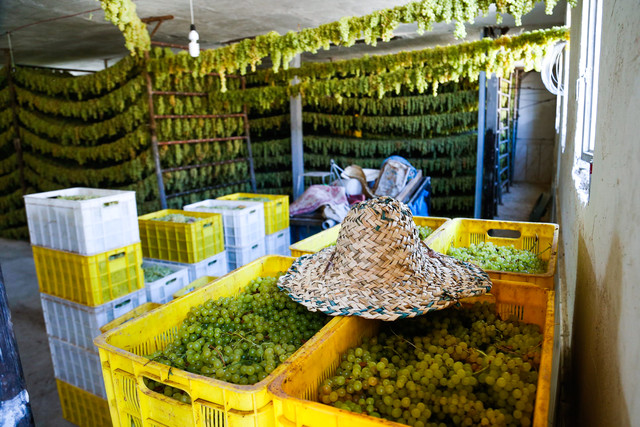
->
318, 302, 543, 427
142, 264, 175, 282
153, 213, 198, 223
145, 275, 329, 400
417, 225, 434, 241
448, 242, 547, 274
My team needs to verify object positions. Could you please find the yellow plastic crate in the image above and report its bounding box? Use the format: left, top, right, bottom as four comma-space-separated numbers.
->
218, 193, 290, 235
94, 255, 343, 427
428, 218, 559, 289
100, 302, 161, 333
289, 216, 450, 257
172, 276, 218, 299
269, 280, 555, 427
33, 242, 144, 307
56, 378, 112, 427
139, 209, 224, 264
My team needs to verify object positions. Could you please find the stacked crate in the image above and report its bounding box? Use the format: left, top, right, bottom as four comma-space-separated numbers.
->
184, 200, 266, 270
24, 188, 147, 427
217, 193, 291, 256
138, 209, 228, 299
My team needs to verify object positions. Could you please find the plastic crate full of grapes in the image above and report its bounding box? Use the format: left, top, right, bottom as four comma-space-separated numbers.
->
269, 280, 555, 427
94, 255, 344, 427
428, 218, 559, 289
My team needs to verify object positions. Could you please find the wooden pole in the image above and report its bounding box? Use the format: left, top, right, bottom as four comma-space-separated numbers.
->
143, 51, 167, 209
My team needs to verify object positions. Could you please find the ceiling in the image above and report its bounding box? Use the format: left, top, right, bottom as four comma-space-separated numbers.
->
0, 0, 566, 71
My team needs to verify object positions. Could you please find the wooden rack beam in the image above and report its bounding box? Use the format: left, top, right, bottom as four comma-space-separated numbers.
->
161, 158, 247, 173
151, 91, 207, 97
158, 136, 247, 146
166, 180, 251, 198
154, 113, 245, 119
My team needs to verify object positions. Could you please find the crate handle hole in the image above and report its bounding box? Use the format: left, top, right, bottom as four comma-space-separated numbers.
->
142, 376, 192, 404
249, 209, 257, 214
487, 229, 521, 239
109, 252, 126, 261
252, 244, 258, 249
203, 223, 213, 228
165, 278, 177, 285
207, 260, 217, 266
114, 299, 132, 309
103, 201, 119, 207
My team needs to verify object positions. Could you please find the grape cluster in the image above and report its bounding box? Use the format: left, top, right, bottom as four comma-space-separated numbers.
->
145, 275, 328, 398
417, 225, 434, 241
142, 264, 174, 282
448, 242, 547, 274
319, 303, 543, 427
153, 213, 198, 223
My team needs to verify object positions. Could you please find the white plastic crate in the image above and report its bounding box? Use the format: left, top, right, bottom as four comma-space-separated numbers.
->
144, 251, 228, 283
227, 240, 266, 271
142, 260, 190, 304
48, 336, 106, 398
265, 228, 291, 256
41, 289, 147, 351
24, 187, 139, 255
183, 199, 265, 247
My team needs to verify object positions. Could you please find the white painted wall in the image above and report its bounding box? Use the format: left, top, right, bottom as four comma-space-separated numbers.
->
555, 0, 640, 425
514, 72, 557, 184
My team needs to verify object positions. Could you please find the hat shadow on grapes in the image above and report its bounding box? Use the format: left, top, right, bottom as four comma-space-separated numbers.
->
277, 197, 493, 321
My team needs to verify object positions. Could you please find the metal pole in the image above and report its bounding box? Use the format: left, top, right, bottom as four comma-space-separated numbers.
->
143, 52, 167, 209
289, 55, 304, 199
474, 71, 486, 218
0, 266, 35, 427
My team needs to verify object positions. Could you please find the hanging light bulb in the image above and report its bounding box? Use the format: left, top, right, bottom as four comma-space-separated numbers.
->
188, 0, 199, 57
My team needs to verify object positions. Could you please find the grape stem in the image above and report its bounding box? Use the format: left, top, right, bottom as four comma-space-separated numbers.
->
210, 345, 227, 366
225, 331, 258, 347
389, 328, 417, 349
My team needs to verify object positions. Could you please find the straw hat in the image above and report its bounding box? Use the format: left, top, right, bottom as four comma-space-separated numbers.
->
278, 197, 492, 321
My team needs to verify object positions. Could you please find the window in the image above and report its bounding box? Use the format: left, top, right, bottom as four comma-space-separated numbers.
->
575, 0, 603, 163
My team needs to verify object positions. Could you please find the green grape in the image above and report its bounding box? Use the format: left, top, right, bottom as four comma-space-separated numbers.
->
145, 274, 329, 401
416, 225, 434, 241
317, 302, 543, 426
448, 242, 547, 274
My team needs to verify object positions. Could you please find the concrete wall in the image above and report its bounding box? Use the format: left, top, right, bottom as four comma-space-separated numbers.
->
555, 0, 640, 425
514, 72, 557, 184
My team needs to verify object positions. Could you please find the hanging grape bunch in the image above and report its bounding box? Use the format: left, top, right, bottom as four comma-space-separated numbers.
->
144, 275, 329, 401
318, 302, 543, 427
448, 242, 547, 274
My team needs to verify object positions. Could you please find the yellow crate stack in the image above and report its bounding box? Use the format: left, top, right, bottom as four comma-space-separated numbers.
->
24, 188, 150, 427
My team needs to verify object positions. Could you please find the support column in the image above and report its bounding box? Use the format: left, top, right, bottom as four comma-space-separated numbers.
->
474, 72, 486, 218
289, 55, 304, 200
483, 76, 500, 219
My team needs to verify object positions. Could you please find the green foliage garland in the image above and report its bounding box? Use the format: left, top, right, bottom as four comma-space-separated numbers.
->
22, 126, 149, 165
12, 58, 140, 98
148, 2, 571, 81
17, 98, 148, 145
15, 75, 145, 120
98, 0, 150, 53
306, 90, 478, 116
0, 109, 12, 131
0, 87, 10, 108
23, 151, 155, 187
304, 110, 477, 137
0, 153, 18, 175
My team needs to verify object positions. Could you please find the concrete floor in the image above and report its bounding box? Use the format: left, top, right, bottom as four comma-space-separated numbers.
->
0, 181, 548, 427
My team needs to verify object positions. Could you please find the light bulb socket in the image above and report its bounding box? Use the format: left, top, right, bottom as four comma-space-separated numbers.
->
190, 24, 196, 31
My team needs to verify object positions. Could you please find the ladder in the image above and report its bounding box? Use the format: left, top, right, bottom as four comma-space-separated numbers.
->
144, 64, 256, 209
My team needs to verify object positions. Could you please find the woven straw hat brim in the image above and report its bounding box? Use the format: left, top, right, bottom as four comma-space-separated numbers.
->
278, 245, 492, 321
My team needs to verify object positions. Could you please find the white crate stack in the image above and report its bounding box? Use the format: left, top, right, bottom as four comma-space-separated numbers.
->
265, 227, 291, 256
184, 199, 266, 270
24, 187, 146, 402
